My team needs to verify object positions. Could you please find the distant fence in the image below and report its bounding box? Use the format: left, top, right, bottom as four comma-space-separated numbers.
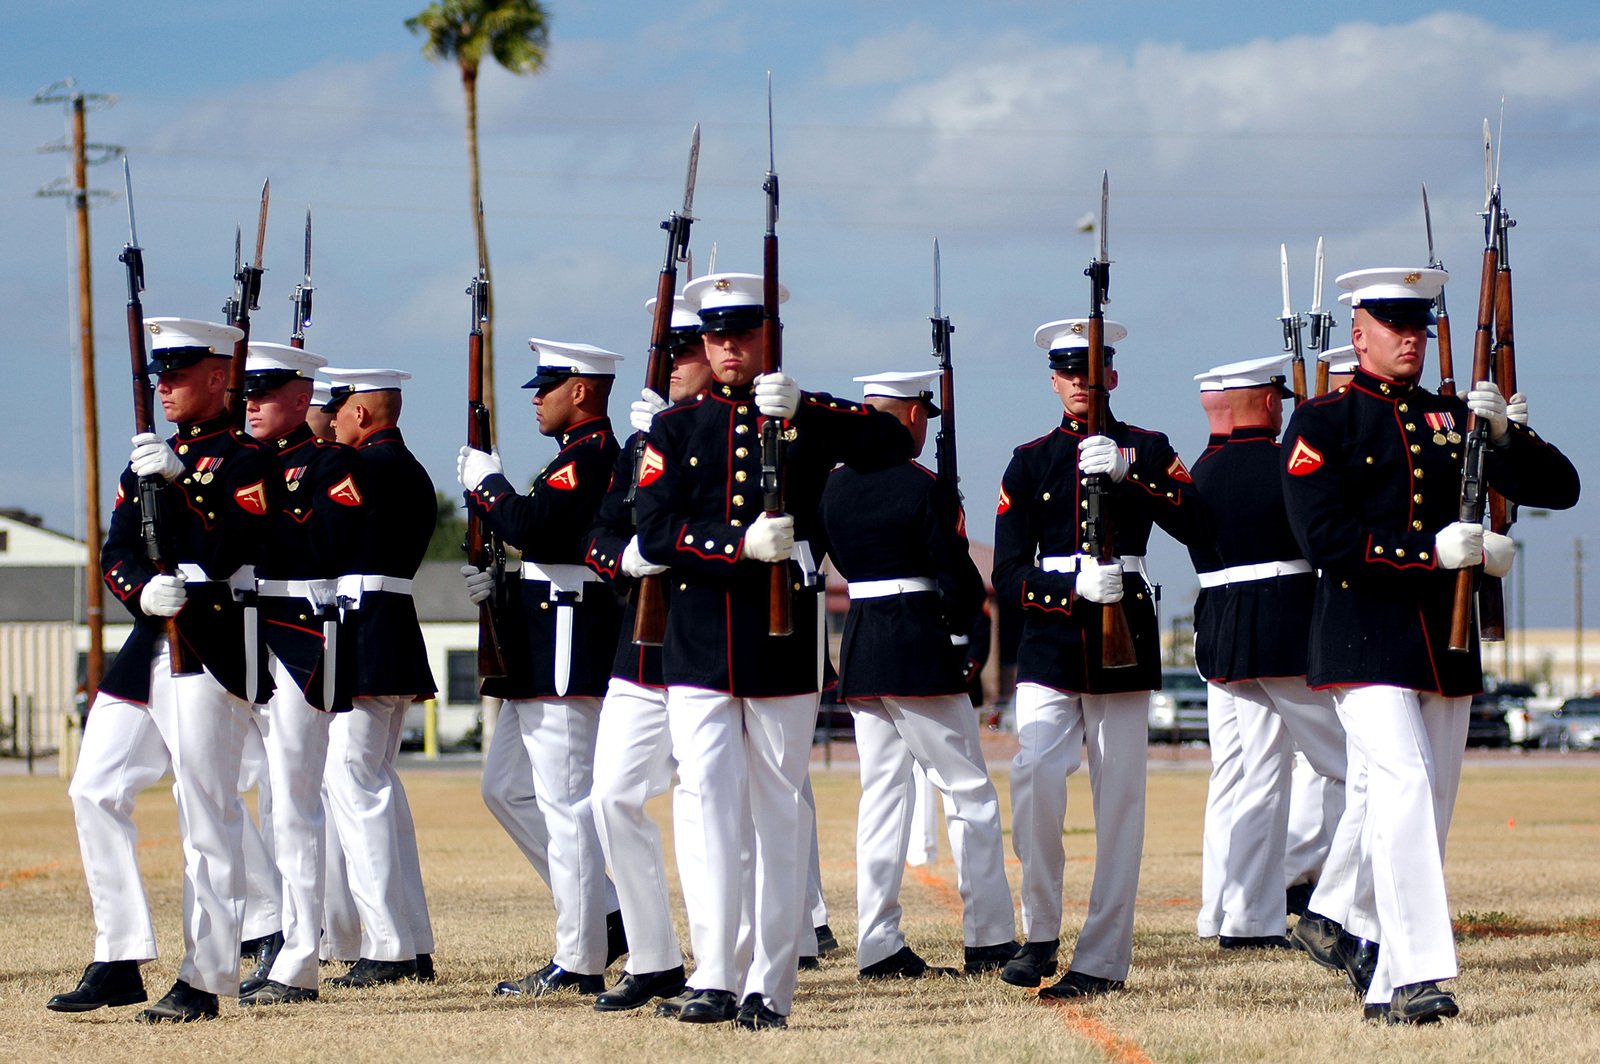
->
1, 621, 75, 754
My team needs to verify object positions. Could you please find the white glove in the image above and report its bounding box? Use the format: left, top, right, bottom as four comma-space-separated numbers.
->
461, 563, 496, 606
1435, 521, 1485, 570
130, 432, 183, 481
630, 388, 668, 435
753, 372, 800, 420
1483, 531, 1516, 579
622, 536, 668, 578
1074, 556, 1125, 604
139, 572, 187, 617
1466, 381, 1510, 444
744, 512, 795, 563
457, 445, 503, 492
1077, 435, 1129, 482
1507, 391, 1528, 427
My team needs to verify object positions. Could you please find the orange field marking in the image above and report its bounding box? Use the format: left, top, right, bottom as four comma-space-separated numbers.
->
0, 834, 176, 891
1045, 1002, 1154, 1064
907, 861, 965, 919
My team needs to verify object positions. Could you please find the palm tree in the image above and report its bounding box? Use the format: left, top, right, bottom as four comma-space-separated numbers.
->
406, 0, 550, 436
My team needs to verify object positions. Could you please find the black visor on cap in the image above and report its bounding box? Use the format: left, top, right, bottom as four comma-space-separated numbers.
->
322, 385, 354, 413
521, 366, 617, 390
1359, 298, 1435, 329
242, 369, 304, 398
662, 327, 704, 359
1048, 346, 1115, 373
149, 346, 226, 374
699, 305, 764, 335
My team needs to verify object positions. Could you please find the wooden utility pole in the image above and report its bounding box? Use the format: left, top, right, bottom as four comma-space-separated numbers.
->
34, 80, 117, 697
1577, 538, 1586, 695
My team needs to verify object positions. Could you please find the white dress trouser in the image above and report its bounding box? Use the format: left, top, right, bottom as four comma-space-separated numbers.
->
905, 761, 943, 866
481, 696, 615, 974
668, 686, 817, 1016
1010, 682, 1149, 982
850, 694, 1015, 969
1219, 677, 1346, 937
238, 714, 282, 942
324, 694, 433, 962
1285, 752, 1335, 888
591, 679, 683, 975
1197, 682, 1239, 938
319, 797, 362, 960
69, 644, 250, 995
256, 655, 334, 989
1335, 685, 1468, 1004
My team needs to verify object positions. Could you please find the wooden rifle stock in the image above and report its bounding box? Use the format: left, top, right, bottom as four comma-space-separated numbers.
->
1448, 222, 1499, 652
761, 223, 791, 637
1314, 360, 1330, 398
1290, 357, 1308, 406
1084, 312, 1137, 669
630, 267, 679, 645
1479, 241, 1518, 641
465, 274, 510, 678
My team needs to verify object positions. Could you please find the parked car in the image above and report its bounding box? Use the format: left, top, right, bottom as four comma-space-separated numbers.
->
1149, 668, 1209, 744
1545, 697, 1600, 751
1466, 693, 1513, 748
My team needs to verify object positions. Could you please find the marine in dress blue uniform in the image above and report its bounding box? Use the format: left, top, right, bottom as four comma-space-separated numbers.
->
633, 272, 913, 1026
993, 318, 1213, 997
242, 341, 367, 1005
1281, 267, 1579, 1023
1189, 356, 1348, 950
55, 318, 278, 1023
817, 370, 1017, 980
459, 339, 626, 996
316, 368, 439, 987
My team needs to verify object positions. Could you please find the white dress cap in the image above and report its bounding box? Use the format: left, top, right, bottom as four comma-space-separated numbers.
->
144, 316, 245, 355
644, 295, 703, 331
853, 369, 942, 401
1335, 267, 1448, 306
1033, 318, 1129, 353
311, 378, 335, 407
245, 341, 330, 376
1205, 353, 1293, 390
1192, 371, 1225, 393
1318, 344, 1357, 374
523, 338, 623, 389
683, 273, 789, 314
322, 367, 413, 394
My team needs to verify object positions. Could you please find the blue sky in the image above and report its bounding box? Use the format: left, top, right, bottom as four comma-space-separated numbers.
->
4, 2, 1597, 633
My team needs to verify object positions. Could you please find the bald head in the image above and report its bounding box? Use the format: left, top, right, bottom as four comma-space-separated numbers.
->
1198, 390, 1232, 438
332, 389, 404, 446
1223, 386, 1283, 434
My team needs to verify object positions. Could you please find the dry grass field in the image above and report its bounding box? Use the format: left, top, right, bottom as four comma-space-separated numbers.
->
2, 752, 1598, 1063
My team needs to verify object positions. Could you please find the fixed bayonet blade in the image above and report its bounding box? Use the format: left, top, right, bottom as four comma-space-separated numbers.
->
252, 179, 270, 271
682, 123, 701, 220
1311, 237, 1325, 314
302, 207, 313, 283
933, 238, 943, 320
1495, 97, 1505, 188
707, 241, 718, 273
1097, 170, 1109, 265
1483, 118, 1494, 210
1279, 243, 1293, 319
1422, 183, 1437, 265
233, 225, 242, 278
122, 157, 139, 249
764, 73, 779, 225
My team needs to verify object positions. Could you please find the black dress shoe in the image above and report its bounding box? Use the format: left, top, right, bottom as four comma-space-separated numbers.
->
797, 955, 820, 971
736, 993, 787, 1030
1290, 912, 1344, 970
676, 988, 739, 1023
1386, 981, 1459, 1024
1285, 881, 1316, 918
414, 954, 436, 983
494, 962, 604, 997
594, 966, 687, 1012
1336, 932, 1379, 993
241, 930, 283, 994
653, 989, 695, 1018
963, 940, 1021, 975
240, 980, 319, 1006
859, 946, 958, 981
813, 924, 839, 955
138, 980, 219, 1023
1219, 935, 1293, 951
605, 910, 629, 967
46, 961, 147, 1012
328, 957, 417, 989
1038, 969, 1125, 1000
1000, 939, 1059, 988
1362, 1001, 1389, 1023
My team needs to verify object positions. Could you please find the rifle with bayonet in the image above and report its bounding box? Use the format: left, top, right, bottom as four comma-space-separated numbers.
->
290, 208, 313, 349
1279, 243, 1308, 404
1449, 120, 1502, 653
930, 238, 958, 498
760, 74, 792, 637
1306, 238, 1335, 396
119, 158, 200, 676
224, 180, 270, 427
1083, 171, 1137, 669
464, 228, 513, 678
1479, 163, 1519, 642
1423, 184, 1457, 398
631, 123, 700, 646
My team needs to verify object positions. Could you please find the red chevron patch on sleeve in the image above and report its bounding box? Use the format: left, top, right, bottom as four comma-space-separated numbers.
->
328, 474, 363, 507
547, 462, 579, 491
638, 446, 666, 488
1166, 456, 1193, 483
996, 485, 1012, 515
1286, 438, 1324, 476
234, 481, 268, 514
